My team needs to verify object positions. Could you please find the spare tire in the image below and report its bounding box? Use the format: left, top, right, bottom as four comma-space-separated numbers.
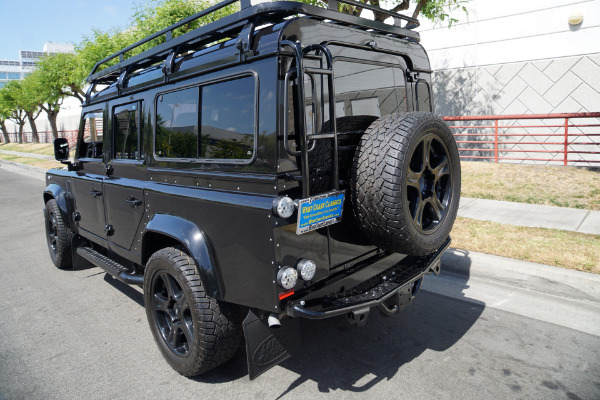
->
349, 112, 461, 256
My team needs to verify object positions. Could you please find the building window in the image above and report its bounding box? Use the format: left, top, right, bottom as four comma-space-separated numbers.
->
7, 73, 21, 80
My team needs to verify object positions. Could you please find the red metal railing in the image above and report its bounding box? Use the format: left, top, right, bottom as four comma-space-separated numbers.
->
443, 112, 600, 166
1, 130, 78, 148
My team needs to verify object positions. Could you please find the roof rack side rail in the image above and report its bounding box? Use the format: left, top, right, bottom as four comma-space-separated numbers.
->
326, 0, 420, 29
88, 0, 251, 79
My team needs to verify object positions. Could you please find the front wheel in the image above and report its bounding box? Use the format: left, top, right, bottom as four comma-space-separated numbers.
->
45, 199, 73, 269
143, 247, 243, 376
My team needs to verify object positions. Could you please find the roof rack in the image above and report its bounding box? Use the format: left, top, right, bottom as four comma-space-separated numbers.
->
86, 0, 420, 85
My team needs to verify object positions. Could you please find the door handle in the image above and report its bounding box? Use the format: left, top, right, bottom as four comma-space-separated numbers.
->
125, 198, 142, 208
90, 190, 102, 198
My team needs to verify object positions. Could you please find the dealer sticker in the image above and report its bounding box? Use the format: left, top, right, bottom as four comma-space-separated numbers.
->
296, 191, 345, 235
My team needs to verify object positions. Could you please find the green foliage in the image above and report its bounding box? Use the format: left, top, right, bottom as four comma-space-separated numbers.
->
0, 81, 27, 123
418, 0, 468, 27
35, 52, 87, 102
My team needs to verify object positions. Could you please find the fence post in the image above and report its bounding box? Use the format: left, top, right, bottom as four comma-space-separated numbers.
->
494, 119, 499, 163
564, 118, 569, 166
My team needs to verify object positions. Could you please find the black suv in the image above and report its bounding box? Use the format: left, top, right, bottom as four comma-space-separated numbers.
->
44, 0, 460, 379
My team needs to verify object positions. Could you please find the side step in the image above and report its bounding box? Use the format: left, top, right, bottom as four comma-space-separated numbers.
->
76, 246, 144, 286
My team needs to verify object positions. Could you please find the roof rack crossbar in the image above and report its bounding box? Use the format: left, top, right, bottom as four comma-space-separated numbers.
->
327, 0, 419, 29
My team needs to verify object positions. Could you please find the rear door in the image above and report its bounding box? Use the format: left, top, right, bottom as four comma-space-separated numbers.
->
103, 101, 146, 253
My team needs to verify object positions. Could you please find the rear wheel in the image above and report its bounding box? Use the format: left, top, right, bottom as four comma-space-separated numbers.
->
144, 247, 243, 376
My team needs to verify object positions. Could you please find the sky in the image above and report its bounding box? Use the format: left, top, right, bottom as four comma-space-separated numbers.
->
0, 0, 141, 60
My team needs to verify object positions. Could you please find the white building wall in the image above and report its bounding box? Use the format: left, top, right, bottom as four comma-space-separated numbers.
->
419, 0, 600, 69
416, 0, 600, 165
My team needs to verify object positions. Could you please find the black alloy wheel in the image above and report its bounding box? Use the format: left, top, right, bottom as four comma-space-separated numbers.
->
150, 271, 195, 357
406, 133, 453, 234
45, 199, 72, 269
143, 247, 244, 377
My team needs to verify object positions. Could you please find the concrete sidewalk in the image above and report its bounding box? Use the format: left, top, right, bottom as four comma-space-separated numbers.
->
0, 149, 55, 160
459, 197, 600, 235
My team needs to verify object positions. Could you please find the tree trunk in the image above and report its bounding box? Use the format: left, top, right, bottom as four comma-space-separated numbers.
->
0, 121, 9, 143
27, 112, 40, 144
49, 113, 59, 140
18, 123, 24, 144
43, 104, 60, 140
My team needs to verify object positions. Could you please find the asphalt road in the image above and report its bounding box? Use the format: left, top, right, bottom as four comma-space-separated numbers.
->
1, 166, 599, 400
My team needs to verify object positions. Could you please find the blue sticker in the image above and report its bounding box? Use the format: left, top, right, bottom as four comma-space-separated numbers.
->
296, 191, 345, 234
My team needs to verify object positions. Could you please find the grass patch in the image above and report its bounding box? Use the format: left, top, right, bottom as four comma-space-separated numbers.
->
461, 161, 600, 211
0, 154, 62, 170
0, 143, 55, 156
452, 217, 600, 274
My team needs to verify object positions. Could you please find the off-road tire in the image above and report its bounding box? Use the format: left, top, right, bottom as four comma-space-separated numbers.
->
45, 199, 73, 269
144, 247, 244, 377
350, 112, 461, 256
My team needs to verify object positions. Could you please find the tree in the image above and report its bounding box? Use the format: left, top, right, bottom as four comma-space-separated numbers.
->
17, 76, 43, 143
0, 82, 28, 143
33, 54, 81, 138
0, 92, 11, 143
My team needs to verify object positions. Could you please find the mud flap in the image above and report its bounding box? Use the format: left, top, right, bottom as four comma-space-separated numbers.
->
243, 309, 301, 380
71, 235, 89, 270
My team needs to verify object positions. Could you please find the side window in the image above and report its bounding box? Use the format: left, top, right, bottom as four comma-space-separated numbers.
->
80, 111, 104, 159
155, 76, 255, 161
156, 87, 199, 159
416, 80, 432, 112
113, 103, 141, 160
200, 77, 254, 160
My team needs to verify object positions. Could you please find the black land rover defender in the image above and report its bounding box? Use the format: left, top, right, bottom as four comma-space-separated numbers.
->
44, 0, 460, 379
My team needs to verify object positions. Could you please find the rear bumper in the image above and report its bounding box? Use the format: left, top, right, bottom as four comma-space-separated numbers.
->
286, 237, 450, 319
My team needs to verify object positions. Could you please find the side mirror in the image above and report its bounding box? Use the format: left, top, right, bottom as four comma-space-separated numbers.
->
53, 138, 70, 161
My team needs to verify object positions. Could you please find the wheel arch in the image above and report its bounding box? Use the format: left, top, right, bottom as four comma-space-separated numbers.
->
142, 214, 224, 300
44, 183, 73, 230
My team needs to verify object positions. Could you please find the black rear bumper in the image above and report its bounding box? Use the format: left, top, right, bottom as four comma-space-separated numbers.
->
286, 237, 450, 319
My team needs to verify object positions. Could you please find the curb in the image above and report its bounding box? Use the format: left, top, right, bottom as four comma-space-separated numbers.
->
0, 159, 46, 181
441, 248, 600, 303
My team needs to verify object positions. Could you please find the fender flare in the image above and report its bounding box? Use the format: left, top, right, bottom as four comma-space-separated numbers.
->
44, 183, 73, 230
143, 214, 224, 300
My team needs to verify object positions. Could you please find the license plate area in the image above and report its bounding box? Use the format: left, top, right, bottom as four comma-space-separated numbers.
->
296, 191, 345, 235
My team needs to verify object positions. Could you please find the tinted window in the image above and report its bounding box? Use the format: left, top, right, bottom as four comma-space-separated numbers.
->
80, 111, 104, 159
200, 77, 254, 160
155, 76, 255, 161
113, 103, 140, 160
156, 87, 199, 158
334, 61, 407, 118
416, 80, 432, 112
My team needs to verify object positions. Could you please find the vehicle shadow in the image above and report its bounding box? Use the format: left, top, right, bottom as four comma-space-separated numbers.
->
199, 249, 484, 393
276, 280, 484, 396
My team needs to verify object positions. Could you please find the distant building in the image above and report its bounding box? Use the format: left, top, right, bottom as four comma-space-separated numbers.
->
0, 42, 74, 88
